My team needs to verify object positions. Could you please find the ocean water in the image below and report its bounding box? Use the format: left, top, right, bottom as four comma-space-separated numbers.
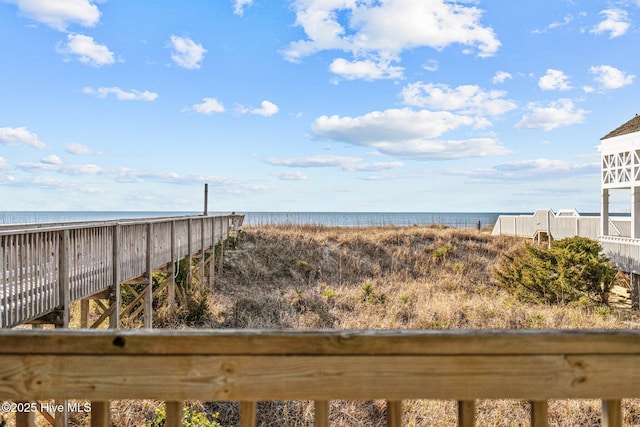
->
0, 211, 520, 228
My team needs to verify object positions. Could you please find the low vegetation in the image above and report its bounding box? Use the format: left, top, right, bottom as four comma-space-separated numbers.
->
494, 236, 617, 306
76, 225, 640, 426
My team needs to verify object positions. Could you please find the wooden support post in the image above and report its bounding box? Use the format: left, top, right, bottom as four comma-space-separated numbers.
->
53, 322, 69, 427
218, 237, 224, 276
15, 404, 35, 427
144, 223, 153, 329
632, 273, 639, 311
58, 229, 70, 328
386, 400, 402, 427
209, 217, 215, 289
530, 400, 548, 427
168, 221, 176, 314
200, 217, 205, 288
602, 399, 622, 427
165, 402, 183, 427
187, 219, 193, 288
314, 401, 329, 427
90, 401, 110, 427
110, 224, 121, 329
457, 400, 475, 427
240, 401, 256, 427
80, 299, 89, 328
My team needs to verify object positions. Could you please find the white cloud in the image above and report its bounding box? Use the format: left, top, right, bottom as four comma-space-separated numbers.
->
589, 65, 635, 89
13, 157, 266, 194
7, 0, 101, 31
423, 59, 438, 72
83, 87, 158, 101
515, 99, 587, 131
313, 108, 488, 143
443, 158, 599, 181
250, 100, 279, 117
400, 83, 516, 116
187, 98, 225, 114
0, 157, 10, 170
0, 127, 46, 149
492, 71, 512, 84
532, 14, 574, 34
169, 35, 206, 69
283, 0, 500, 80
590, 8, 630, 38
372, 138, 510, 160
538, 69, 572, 91
267, 155, 364, 169
311, 108, 508, 160
41, 154, 62, 165
236, 100, 279, 116
350, 161, 404, 171
271, 170, 308, 181
65, 143, 101, 155
233, 0, 253, 16
56, 34, 115, 67
266, 155, 403, 171
18, 161, 104, 175
329, 57, 404, 81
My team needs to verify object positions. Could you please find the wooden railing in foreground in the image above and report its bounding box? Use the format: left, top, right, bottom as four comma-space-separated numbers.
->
1, 329, 639, 427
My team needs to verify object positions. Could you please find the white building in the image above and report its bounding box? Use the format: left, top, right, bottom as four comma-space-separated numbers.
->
599, 114, 640, 277
491, 115, 640, 307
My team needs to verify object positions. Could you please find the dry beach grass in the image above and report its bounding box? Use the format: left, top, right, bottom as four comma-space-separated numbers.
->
16, 224, 640, 426
162, 224, 640, 426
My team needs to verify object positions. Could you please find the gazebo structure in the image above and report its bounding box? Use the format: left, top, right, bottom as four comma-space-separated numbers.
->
600, 114, 640, 307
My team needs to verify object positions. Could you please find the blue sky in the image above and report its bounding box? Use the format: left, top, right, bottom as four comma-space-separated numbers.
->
1, 0, 639, 213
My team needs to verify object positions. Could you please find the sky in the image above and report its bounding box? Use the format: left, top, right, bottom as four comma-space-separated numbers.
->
1, 0, 639, 213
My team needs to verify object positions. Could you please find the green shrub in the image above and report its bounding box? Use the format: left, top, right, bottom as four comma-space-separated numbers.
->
431, 244, 453, 258
149, 404, 222, 427
494, 237, 616, 305
322, 289, 337, 299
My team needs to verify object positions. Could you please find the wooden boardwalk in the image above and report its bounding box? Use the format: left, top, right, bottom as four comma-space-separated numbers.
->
0, 214, 244, 328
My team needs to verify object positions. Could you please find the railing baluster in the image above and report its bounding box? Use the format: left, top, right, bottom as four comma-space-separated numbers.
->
386, 400, 402, 427
602, 399, 622, 427
90, 401, 110, 427
165, 401, 183, 427
458, 400, 475, 427
529, 400, 548, 427
0, 235, 5, 327
58, 229, 70, 327
144, 223, 153, 329
15, 403, 35, 427
314, 400, 329, 427
240, 401, 257, 427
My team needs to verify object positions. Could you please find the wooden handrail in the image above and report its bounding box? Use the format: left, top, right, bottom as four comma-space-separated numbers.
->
0, 329, 637, 426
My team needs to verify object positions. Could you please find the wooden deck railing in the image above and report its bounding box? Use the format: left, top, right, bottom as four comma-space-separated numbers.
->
1, 329, 639, 426
0, 214, 244, 328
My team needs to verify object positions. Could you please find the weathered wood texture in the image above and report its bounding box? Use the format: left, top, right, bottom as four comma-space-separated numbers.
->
2, 330, 640, 425
0, 215, 244, 328
1, 330, 640, 401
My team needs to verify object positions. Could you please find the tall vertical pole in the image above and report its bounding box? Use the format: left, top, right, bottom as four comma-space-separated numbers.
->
204, 183, 209, 216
